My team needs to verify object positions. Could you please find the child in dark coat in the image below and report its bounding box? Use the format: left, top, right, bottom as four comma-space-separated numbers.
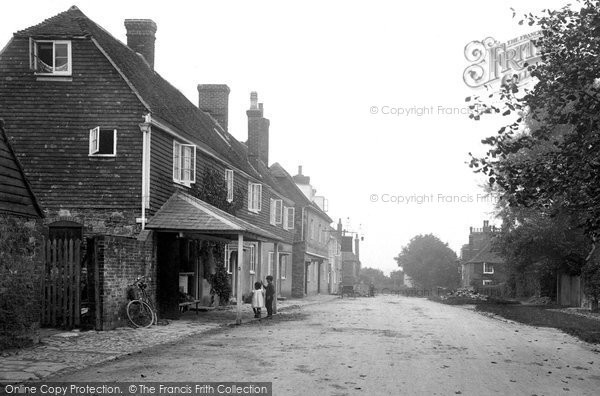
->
264, 275, 275, 318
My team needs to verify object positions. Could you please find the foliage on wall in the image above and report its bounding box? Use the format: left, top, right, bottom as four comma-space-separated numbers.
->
0, 215, 42, 349
191, 167, 244, 216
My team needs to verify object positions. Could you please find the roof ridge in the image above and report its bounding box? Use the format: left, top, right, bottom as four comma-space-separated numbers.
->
15, 6, 89, 37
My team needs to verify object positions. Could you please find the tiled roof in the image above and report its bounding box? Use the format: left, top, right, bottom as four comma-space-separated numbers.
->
0, 120, 43, 217
15, 6, 90, 37
16, 6, 259, 179
269, 162, 332, 222
146, 192, 282, 242
467, 242, 504, 264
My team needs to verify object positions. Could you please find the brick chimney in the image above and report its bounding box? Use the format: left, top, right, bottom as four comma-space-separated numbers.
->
247, 92, 270, 165
124, 19, 157, 69
354, 235, 360, 260
198, 84, 230, 131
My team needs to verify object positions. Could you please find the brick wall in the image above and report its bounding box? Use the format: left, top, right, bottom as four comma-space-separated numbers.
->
94, 233, 156, 330
45, 207, 141, 238
292, 243, 306, 298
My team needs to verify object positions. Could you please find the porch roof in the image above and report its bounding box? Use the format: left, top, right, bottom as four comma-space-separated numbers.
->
145, 192, 283, 242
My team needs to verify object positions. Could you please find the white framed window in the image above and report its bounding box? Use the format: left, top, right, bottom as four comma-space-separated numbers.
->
270, 199, 276, 225
89, 127, 117, 156
225, 169, 234, 202
270, 199, 282, 225
482, 279, 493, 285
268, 252, 274, 276
279, 254, 289, 279
249, 244, 256, 274
248, 182, 262, 212
224, 244, 233, 274
225, 243, 257, 274
283, 207, 295, 230
483, 262, 494, 274
32, 40, 72, 75
173, 141, 196, 185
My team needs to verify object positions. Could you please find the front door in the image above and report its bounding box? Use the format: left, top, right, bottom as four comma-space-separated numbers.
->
317, 261, 322, 294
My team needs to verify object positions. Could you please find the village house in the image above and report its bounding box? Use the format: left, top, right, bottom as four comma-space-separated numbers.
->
0, 6, 301, 328
460, 220, 506, 287
269, 165, 332, 297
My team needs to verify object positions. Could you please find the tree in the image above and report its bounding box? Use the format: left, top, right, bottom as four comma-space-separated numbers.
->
493, 204, 590, 297
359, 267, 388, 287
394, 234, 459, 288
467, 0, 600, 310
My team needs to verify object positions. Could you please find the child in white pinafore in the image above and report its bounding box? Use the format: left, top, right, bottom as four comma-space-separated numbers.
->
251, 281, 265, 318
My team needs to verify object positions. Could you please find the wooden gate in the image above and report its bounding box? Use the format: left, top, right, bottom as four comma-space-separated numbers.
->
41, 238, 81, 328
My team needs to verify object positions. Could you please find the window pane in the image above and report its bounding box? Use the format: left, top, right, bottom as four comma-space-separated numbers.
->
36, 42, 53, 72
55, 43, 69, 72
98, 129, 115, 154
55, 57, 69, 71
55, 43, 68, 58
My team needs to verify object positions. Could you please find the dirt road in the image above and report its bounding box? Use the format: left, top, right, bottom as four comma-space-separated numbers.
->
51, 296, 600, 395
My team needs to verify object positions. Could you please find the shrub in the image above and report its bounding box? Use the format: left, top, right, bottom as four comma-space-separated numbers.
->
208, 263, 231, 306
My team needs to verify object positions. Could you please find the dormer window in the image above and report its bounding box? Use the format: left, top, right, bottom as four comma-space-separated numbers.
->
32, 40, 71, 75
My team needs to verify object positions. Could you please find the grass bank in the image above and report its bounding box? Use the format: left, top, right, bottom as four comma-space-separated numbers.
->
476, 304, 600, 344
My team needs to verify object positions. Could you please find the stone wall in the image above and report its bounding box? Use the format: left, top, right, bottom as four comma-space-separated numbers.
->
0, 215, 45, 350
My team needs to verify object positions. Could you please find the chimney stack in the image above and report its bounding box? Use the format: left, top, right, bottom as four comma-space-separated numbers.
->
198, 84, 230, 132
337, 218, 343, 234
293, 165, 311, 185
355, 235, 360, 260
483, 220, 490, 232
247, 92, 270, 165
124, 19, 157, 69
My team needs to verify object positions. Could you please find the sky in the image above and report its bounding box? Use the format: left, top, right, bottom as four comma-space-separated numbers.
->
0, 0, 570, 275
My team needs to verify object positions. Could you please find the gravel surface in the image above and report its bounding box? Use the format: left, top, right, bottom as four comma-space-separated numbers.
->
48, 296, 600, 395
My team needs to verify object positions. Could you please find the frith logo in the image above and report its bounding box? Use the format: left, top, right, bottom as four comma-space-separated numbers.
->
463, 32, 541, 88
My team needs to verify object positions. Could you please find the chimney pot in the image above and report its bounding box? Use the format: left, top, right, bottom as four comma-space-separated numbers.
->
250, 92, 258, 110
124, 19, 157, 69
298, 165, 303, 175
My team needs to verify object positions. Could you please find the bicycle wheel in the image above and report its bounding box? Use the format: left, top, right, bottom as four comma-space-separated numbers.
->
127, 300, 154, 328
381, 288, 390, 296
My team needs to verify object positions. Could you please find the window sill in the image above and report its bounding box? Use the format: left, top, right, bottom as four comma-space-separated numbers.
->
174, 180, 193, 188
248, 209, 260, 214
249, 271, 256, 275
36, 75, 73, 82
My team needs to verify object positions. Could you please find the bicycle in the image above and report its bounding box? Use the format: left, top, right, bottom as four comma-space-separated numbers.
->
126, 276, 156, 328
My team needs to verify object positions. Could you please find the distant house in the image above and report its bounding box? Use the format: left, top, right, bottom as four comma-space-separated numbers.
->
460, 220, 507, 287
270, 165, 332, 297
340, 230, 361, 290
